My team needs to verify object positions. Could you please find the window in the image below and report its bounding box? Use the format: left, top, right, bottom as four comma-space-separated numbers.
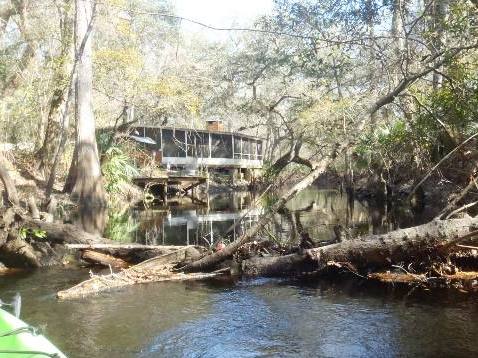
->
162, 129, 186, 157
211, 133, 233, 158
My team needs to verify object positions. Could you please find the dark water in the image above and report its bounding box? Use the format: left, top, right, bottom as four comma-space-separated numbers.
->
1, 269, 478, 357
113, 188, 432, 247
1, 188, 474, 357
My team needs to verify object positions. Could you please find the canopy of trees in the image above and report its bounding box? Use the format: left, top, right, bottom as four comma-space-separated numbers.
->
0, 0, 477, 204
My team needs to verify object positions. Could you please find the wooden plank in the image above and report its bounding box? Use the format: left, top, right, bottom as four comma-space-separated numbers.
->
65, 244, 191, 250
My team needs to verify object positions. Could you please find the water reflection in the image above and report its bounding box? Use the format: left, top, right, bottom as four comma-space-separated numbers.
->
74, 204, 108, 236
114, 187, 433, 247
130, 192, 262, 246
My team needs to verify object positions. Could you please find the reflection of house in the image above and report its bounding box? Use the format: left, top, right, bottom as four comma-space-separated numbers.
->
135, 208, 263, 246
130, 120, 264, 171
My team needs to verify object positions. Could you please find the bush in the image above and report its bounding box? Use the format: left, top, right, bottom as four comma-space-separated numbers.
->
101, 146, 139, 194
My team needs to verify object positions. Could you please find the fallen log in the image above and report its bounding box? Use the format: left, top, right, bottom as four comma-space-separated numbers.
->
66, 244, 204, 264
240, 217, 478, 277
57, 264, 228, 300
65, 244, 188, 250
368, 271, 478, 291
241, 254, 308, 277
306, 217, 478, 269
57, 246, 216, 299
81, 250, 129, 269
134, 246, 202, 269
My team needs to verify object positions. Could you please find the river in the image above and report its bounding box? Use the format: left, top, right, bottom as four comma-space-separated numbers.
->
1, 188, 477, 357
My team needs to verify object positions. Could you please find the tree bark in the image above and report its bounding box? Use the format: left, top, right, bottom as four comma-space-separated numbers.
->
269, 139, 313, 174
241, 217, 478, 277
81, 250, 129, 269
242, 254, 308, 277
69, 0, 105, 206
27, 196, 40, 220
66, 244, 194, 264
430, 0, 450, 88
0, 156, 19, 206
391, 0, 406, 57
37, 0, 74, 173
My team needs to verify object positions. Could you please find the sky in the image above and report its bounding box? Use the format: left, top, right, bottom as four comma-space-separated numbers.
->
173, 0, 274, 40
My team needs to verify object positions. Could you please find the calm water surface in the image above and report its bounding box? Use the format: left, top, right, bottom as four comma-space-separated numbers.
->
1, 188, 475, 357
1, 269, 478, 357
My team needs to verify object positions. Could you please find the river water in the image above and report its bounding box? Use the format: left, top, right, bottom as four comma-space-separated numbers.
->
1, 188, 477, 357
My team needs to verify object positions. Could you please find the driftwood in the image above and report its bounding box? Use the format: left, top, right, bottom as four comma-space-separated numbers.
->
240, 217, 478, 277
57, 246, 213, 299
81, 250, 129, 269
57, 267, 227, 300
241, 254, 308, 277
368, 271, 478, 291
133, 246, 201, 269
66, 244, 203, 264
65, 244, 189, 250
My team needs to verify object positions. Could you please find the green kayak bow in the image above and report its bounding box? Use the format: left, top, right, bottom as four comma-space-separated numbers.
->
0, 307, 67, 357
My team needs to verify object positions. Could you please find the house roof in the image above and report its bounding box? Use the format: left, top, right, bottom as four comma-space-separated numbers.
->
132, 125, 264, 142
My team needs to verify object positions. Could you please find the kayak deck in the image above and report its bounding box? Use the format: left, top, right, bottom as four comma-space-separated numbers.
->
0, 308, 66, 357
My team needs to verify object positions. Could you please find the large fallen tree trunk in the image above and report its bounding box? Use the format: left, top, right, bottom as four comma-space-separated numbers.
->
241, 217, 478, 277
0, 208, 109, 268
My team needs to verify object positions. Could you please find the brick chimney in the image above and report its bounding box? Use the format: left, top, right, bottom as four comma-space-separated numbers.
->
206, 119, 224, 132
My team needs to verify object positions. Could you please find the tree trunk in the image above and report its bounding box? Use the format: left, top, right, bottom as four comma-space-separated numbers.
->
0, 156, 19, 206
66, 244, 196, 264
241, 217, 478, 277
430, 0, 450, 89
69, 0, 105, 206
242, 254, 308, 277
391, 0, 406, 58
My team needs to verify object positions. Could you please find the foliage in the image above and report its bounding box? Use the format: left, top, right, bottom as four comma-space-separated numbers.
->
101, 145, 139, 194
0, 0, 477, 197
104, 209, 138, 242
19, 227, 47, 240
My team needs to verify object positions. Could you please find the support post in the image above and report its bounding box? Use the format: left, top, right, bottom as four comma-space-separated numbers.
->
208, 133, 212, 158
